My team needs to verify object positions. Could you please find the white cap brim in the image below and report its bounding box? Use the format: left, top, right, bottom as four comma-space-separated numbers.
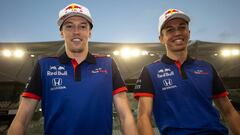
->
57, 12, 93, 28
158, 9, 190, 34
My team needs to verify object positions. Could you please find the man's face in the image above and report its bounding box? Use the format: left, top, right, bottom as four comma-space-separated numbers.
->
160, 18, 190, 53
61, 16, 92, 53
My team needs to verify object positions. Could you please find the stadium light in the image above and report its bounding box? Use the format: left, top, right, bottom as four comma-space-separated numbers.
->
131, 49, 140, 57
141, 50, 148, 55
221, 49, 240, 57
113, 50, 120, 56
120, 48, 131, 58
112, 47, 151, 58
149, 53, 155, 56
2, 50, 12, 57
30, 54, 35, 58
13, 49, 25, 58
231, 49, 239, 56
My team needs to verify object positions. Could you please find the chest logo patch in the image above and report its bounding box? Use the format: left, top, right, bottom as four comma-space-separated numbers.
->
47, 65, 68, 76
91, 68, 108, 74
162, 79, 177, 90
51, 78, 66, 91
193, 69, 209, 75
157, 68, 174, 78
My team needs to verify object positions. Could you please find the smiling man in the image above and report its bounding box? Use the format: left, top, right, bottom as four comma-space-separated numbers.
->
7, 3, 138, 135
134, 9, 240, 135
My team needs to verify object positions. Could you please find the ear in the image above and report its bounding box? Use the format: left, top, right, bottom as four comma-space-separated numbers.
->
89, 30, 92, 38
188, 30, 191, 39
159, 34, 164, 44
60, 31, 64, 38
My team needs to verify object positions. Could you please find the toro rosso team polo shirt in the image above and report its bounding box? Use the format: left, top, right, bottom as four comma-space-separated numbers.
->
22, 52, 127, 135
134, 54, 228, 135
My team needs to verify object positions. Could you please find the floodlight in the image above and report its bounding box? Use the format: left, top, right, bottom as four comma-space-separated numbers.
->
221, 50, 230, 57
13, 49, 25, 58
141, 50, 148, 55
231, 49, 239, 56
131, 49, 140, 57
2, 50, 12, 57
150, 53, 155, 56
120, 48, 131, 58
113, 50, 120, 56
30, 54, 35, 58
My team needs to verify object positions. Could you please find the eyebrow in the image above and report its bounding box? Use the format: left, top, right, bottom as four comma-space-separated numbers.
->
63, 21, 88, 25
164, 22, 188, 29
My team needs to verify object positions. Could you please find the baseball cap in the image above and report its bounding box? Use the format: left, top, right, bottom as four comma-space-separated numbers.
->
158, 9, 190, 34
57, 3, 93, 30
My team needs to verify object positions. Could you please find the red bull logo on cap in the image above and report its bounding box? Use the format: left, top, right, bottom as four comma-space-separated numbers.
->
58, 3, 93, 28
65, 4, 83, 12
164, 9, 179, 19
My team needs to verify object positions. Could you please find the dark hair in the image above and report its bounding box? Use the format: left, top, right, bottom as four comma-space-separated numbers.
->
59, 21, 93, 31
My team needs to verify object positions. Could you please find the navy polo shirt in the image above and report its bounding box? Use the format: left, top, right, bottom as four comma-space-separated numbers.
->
134, 54, 228, 135
22, 52, 127, 135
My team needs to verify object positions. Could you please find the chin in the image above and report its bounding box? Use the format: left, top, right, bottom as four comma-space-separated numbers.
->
70, 48, 84, 53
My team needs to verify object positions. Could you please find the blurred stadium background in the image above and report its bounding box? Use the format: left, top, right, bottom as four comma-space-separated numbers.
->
0, 40, 239, 134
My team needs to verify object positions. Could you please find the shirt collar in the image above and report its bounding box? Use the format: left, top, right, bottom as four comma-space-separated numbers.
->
59, 52, 96, 64
161, 54, 194, 65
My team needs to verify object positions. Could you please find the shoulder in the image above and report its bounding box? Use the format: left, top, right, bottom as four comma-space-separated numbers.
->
192, 58, 213, 67
147, 59, 162, 68
92, 53, 110, 58
92, 53, 113, 62
37, 55, 60, 64
38, 55, 59, 61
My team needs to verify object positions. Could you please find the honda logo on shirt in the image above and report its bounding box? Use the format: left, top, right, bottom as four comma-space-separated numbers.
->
163, 79, 173, 86
52, 78, 62, 86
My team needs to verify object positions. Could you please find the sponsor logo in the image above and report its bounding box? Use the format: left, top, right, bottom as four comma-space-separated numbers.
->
65, 4, 81, 11
164, 9, 179, 19
163, 79, 173, 86
157, 68, 174, 78
134, 79, 142, 89
50, 78, 66, 91
91, 68, 108, 74
50, 66, 57, 70
52, 78, 62, 86
162, 79, 177, 91
58, 66, 65, 70
47, 71, 68, 76
47, 65, 68, 76
193, 69, 209, 75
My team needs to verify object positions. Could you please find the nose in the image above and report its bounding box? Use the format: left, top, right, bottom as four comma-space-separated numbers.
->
174, 28, 182, 36
73, 26, 81, 34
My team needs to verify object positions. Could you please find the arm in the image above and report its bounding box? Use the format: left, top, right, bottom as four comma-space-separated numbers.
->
7, 97, 39, 135
113, 92, 139, 135
214, 96, 240, 135
137, 97, 154, 135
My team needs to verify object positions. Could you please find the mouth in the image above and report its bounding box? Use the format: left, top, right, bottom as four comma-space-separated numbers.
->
72, 38, 82, 43
173, 38, 184, 44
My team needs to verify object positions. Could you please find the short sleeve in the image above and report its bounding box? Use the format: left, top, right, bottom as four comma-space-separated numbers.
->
133, 66, 154, 98
211, 65, 228, 98
112, 59, 127, 95
22, 61, 42, 100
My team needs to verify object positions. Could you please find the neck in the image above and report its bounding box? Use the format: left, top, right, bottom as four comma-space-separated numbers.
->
66, 50, 88, 64
167, 50, 188, 64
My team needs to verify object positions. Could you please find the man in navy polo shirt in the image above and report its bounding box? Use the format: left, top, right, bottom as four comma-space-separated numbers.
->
8, 3, 138, 135
134, 9, 240, 135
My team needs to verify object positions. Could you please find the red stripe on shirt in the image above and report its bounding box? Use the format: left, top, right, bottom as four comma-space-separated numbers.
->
112, 86, 128, 95
22, 92, 41, 100
212, 91, 228, 99
134, 93, 154, 100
